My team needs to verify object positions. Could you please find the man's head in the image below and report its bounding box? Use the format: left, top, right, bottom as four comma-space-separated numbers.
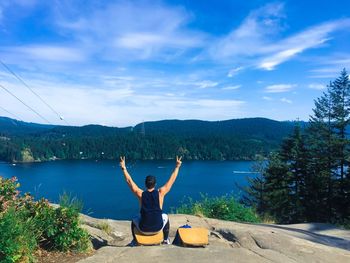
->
145, 175, 156, 189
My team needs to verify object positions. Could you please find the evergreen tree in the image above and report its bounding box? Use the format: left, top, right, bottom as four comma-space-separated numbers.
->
242, 155, 267, 215
279, 124, 308, 222
261, 124, 308, 223
263, 152, 291, 223
307, 91, 337, 221
328, 69, 350, 219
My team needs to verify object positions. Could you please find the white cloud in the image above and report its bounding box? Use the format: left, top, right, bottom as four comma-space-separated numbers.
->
0, 73, 245, 126
310, 68, 340, 73
54, 1, 206, 61
2, 45, 86, 62
210, 3, 285, 59
308, 56, 350, 78
280, 97, 292, 104
259, 48, 305, 70
194, 80, 218, 89
227, 67, 244, 77
265, 84, 296, 93
310, 75, 337, 79
262, 96, 273, 101
308, 83, 326, 90
258, 19, 350, 70
222, 85, 241, 90
208, 1, 350, 70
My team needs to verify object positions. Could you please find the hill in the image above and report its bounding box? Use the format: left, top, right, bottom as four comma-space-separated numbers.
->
0, 116, 54, 135
0, 116, 297, 139
0, 116, 301, 162
134, 118, 296, 139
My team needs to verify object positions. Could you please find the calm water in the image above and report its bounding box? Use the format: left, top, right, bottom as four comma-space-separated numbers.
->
0, 160, 258, 219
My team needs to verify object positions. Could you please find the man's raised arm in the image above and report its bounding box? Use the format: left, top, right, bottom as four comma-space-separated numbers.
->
119, 156, 142, 199
159, 156, 182, 196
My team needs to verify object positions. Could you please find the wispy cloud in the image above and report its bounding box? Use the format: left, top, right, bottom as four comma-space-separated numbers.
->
308, 54, 350, 78
227, 67, 244, 77
207, 2, 350, 71
2, 45, 86, 62
308, 83, 326, 90
222, 85, 241, 90
53, 1, 206, 61
0, 68, 246, 125
280, 97, 292, 104
258, 19, 350, 70
194, 80, 218, 89
265, 84, 296, 93
210, 3, 285, 59
262, 96, 273, 101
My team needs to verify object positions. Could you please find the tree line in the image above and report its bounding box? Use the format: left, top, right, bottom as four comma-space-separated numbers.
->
245, 69, 350, 225
0, 119, 296, 163
0, 133, 276, 162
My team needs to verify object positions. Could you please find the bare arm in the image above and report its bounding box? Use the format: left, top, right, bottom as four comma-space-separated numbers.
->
159, 156, 182, 197
119, 156, 142, 200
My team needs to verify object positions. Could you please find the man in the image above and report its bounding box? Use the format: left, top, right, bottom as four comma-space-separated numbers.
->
119, 156, 182, 244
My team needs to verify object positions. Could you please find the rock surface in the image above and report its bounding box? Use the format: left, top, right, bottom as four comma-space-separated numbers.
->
78, 214, 350, 263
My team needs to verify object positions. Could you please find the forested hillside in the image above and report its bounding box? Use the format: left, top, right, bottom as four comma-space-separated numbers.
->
0, 117, 297, 162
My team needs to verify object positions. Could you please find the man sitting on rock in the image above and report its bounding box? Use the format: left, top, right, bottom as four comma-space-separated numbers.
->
119, 156, 182, 245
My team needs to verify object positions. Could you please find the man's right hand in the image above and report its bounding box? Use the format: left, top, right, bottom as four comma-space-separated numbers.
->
120, 156, 126, 170
176, 156, 182, 168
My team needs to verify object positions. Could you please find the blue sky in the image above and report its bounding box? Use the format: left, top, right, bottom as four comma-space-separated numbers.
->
0, 0, 349, 126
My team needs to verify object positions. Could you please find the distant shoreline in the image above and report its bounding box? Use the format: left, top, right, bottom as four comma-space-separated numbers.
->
2, 157, 260, 165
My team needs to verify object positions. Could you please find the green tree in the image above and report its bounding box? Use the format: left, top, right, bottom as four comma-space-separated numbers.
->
328, 69, 350, 219
279, 124, 308, 222
307, 91, 337, 221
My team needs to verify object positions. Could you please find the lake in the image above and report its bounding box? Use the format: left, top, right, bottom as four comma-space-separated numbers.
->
0, 160, 258, 219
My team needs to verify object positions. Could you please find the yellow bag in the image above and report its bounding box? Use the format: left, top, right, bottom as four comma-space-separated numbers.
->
177, 227, 209, 247
133, 227, 164, 245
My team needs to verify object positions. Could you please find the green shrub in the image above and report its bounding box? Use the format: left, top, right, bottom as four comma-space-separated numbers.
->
176, 194, 261, 223
44, 205, 90, 252
0, 177, 20, 214
33, 193, 91, 252
0, 176, 91, 262
0, 207, 37, 263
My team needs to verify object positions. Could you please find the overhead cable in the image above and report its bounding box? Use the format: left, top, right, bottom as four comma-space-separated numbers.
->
0, 105, 23, 121
0, 60, 69, 125
0, 83, 52, 124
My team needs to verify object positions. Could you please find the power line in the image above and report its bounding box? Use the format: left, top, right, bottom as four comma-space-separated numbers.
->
0, 83, 52, 124
0, 105, 22, 121
0, 60, 69, 125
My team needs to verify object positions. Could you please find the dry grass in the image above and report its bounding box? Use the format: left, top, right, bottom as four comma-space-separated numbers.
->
97, 221, 112, 235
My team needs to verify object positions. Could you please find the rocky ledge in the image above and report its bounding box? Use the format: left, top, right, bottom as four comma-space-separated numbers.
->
78, 214, 350, 263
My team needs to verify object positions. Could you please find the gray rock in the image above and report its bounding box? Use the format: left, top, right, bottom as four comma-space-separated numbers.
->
78, 214, 350, 263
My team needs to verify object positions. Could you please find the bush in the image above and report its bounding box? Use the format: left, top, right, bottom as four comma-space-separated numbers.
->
176, 194, 261, 223
0, 207, 37, 263
0, 177, 91, 262
44, 205, 90, 252
30, 193, 90, 252
0, 177, 20, 214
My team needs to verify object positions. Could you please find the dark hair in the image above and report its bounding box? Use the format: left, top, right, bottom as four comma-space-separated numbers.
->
145, 175, 156, 189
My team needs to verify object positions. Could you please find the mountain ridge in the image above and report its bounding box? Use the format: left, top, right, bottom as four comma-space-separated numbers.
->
0, 116, 302, 162
0, 116, 302, 137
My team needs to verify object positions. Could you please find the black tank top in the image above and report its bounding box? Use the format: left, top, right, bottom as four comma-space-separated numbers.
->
139, 189, 163, 232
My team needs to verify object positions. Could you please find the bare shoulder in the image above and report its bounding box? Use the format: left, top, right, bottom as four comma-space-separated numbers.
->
134, 188, 143, 199
158, 187, 166, 197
